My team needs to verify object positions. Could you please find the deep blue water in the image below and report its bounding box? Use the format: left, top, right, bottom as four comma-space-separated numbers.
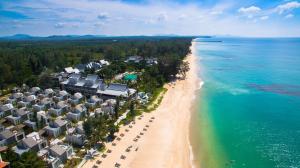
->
194, 37, 300, 168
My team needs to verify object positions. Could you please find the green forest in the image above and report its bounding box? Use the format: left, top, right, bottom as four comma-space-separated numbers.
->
0, 37, 193, 92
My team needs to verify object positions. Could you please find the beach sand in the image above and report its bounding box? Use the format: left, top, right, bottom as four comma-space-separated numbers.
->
82, 42, 198, 168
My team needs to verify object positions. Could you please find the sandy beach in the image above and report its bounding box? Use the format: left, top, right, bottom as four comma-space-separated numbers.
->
82, 42, 198, 168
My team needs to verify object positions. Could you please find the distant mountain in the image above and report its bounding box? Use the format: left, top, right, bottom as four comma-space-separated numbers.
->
1, 34, 35, 40
0, 34, 201, 41
0, 34, 108, 41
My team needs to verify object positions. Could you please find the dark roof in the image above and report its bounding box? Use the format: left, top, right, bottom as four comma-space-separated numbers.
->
16, 108, 29, 116
75, 64, 86, 71
22, 137, 38, 148
0, 104, 14, 112
0, 130, 14, 140
86, 74, 99, 82
69, 74, 81, 79
50, 145, 66, 156
54, 119, 67, 127
107, 83, 128, 92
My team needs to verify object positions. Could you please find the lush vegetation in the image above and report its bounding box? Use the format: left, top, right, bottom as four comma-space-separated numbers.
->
0, 37, 193, 91
1, 148, 47, 168
0, 36, 193, 166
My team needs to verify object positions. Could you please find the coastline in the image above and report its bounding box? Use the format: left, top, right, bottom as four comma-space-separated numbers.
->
82, 42, 199, 168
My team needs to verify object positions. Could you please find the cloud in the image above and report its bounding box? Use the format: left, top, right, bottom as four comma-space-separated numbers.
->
156, 12, 168, 22
97, 13, 109, 20
1, 0, 300, 37
210, 10, 223, 15
285, 14, 294, 18
94, 22, 104, 27
178, 14, 187, 20
238, 6, 261, 13
275, 1, 300, 14
54, 22, 65, 28
238, 6, 261, 18
260, 16, 269, 20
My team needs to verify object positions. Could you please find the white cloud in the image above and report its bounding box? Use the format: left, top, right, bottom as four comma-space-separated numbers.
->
238, 6, 261, 18
275, 1, 300, 14
54, 22, 65, 28
178, 14, 187, 20
156, 12, 168, 22
210, 10, 223, 15
1, 0, 300, 37
97, 13, 109, 20
94, 22, 104, 27
238, 6, 261, 13
260, 16, 269, 20
285, 14, 294, 18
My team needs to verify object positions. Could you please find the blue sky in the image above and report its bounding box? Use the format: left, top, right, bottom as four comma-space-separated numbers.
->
1, 0, 300, 37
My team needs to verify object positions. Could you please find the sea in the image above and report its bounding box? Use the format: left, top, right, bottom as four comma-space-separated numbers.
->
191, 37, 300, 168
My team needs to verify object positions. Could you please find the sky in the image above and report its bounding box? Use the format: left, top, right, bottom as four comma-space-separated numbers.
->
0, 0, 300, 37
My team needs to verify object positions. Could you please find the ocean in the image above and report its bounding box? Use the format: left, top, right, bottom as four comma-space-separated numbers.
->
191, 37, 300, 168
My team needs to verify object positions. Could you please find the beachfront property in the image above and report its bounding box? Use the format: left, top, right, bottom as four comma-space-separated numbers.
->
61, 74, 103, 96
125, 56, 158, 65
66, 104, 87, 121
49, 144, 74, 163
13, 132, 48, 155
63, 59, 110, 74
5, 108, 31, 125
66, 126, 86, 146
97, 83, 136, 99
61, 74, 137, 99
53, 90, 70, 101
0, 130, 17, 147
0, 104, 15, 118
0, 73, 137, 167
0, 129, 25, 147
45, 118, 69, 137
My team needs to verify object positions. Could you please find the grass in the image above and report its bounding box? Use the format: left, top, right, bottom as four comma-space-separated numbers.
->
137, 87, 168, 113
64, 158, 82, 168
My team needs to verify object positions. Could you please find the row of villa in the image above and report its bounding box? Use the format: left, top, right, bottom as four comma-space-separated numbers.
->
0, 56, 157, 168
0, 76, 136, 168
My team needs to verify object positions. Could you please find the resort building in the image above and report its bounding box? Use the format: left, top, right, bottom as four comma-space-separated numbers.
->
13, 132, 48, 155
45, 118, 69, 137
61, 74, 104, 95
97, 83, 136, 99
49, 144, 73, 163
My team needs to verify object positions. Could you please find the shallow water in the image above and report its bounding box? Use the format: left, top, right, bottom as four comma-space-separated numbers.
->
192, 38, 300, 168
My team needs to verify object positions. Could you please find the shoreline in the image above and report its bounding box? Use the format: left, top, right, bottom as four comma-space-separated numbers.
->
82, 42, 199, 168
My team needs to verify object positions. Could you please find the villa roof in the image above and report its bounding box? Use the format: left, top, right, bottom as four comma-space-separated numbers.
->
54, 119, 67, 127
12, 92, 23, 99
26, 95, 36, 102
0, 130, 14, 140
16, 108, 29, 116
22, 137, 38, 148
74, 93, 83, 99
30, 87, 41, 93
45, 88, 54, 95
50, 145, 66, 156
75, 104, 86, 112
59, 90, 69, 96
56, 101, 66, 109
0, 104, 14, 112
107, 83, 128, 92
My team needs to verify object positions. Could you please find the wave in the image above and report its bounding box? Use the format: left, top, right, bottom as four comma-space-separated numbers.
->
229, 88, 250, 95
198, 80, 204, 90
189, 141, 196, 168
214, 81, 250, 95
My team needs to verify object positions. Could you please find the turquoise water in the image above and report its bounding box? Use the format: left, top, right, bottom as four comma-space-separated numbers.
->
193, 38, 300, 168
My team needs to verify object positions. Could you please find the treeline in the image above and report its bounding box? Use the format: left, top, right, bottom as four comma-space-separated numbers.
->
0, 37, 193, 90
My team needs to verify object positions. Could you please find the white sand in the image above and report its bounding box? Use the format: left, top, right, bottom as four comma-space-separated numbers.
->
82, 42, 198, 168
